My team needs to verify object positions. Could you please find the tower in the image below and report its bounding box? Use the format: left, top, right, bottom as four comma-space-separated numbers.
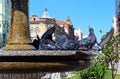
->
66, 17, 74, 40
42, 8, 50, 18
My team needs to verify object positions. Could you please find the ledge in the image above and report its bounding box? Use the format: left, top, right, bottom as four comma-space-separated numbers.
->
0, 50, 97, 56
0, 50, 76, 56
0, 50, 97, 73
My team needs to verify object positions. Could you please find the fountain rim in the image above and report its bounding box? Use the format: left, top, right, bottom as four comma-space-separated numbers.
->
0, 50, 98, 56
0, 50, 98, 73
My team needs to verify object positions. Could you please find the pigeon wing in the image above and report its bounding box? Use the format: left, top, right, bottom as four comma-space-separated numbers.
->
99, 28, 114, 49
41, 26, 56, 39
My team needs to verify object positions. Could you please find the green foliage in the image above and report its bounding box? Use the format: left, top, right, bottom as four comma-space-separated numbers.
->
76, 59, 107, 79
102, 36, 119, 63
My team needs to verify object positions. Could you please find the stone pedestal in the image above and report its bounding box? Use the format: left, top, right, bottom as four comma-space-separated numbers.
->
4, 0, 35, 50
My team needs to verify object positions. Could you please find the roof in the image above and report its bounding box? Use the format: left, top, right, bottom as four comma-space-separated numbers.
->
55, 20, 69, 29
29, 15, 41, 22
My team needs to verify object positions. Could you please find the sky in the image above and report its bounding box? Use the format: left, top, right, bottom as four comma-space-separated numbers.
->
29, 0, 116, 42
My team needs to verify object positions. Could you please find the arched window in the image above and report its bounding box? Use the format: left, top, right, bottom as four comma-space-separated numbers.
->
30, 29, 36, 37
35, 27, 40, 35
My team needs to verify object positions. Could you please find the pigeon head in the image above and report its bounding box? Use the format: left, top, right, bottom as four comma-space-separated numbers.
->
89, 28, 94, 34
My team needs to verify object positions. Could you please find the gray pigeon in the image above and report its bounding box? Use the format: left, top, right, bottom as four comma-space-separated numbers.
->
55, 35, 77, 50
98, 27, 114, 50
39, 26, 56, 50
41, 26, 56, 41
92, 27, 114, 51
78, 28, 97, 50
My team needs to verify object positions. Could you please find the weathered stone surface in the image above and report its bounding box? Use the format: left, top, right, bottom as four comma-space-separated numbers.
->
0, 50, 97, 72
0, 61, 93, 73
0, 50, 97, 56
4, 0, 35, 50
0, 50, 76, 56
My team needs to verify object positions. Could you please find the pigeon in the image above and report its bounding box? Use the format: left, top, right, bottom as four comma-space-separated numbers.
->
78, 28, 97, 50
55, 35, 77, 50
41, 26, 56, 41
40, 26, 77, 50
39, 26, 56, 50
91, 27, 114, 51
32, 35, 40, 50
97, 27, 114, 51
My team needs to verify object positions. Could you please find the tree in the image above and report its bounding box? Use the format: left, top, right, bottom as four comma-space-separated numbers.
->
102, 36, 119, 79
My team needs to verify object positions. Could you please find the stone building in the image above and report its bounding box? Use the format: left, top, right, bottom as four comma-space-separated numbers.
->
29, 8, 75, 41
74, 28, 87, 40
0, 0, 11, 47
29, 15, 55, 41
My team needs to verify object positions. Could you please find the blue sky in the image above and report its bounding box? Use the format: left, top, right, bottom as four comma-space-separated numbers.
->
30, 0, 116, 42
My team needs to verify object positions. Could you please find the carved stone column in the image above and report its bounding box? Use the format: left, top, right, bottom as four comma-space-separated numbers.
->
4, 0, 35, 50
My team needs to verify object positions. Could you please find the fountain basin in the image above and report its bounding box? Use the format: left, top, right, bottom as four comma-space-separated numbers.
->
0, 50, 97, 73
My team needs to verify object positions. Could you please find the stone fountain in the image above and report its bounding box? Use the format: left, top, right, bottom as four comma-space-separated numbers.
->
0, 0, 97, 79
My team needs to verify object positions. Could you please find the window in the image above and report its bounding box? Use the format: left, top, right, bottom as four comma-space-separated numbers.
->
35, 27, 40, 35
33, 18, 36, 21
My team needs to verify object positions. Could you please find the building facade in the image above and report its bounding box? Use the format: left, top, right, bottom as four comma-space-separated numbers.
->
0, 0, 11, 47
29, 8, 75, 41
74, 28, 87, 40
29, 15, 56, 41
